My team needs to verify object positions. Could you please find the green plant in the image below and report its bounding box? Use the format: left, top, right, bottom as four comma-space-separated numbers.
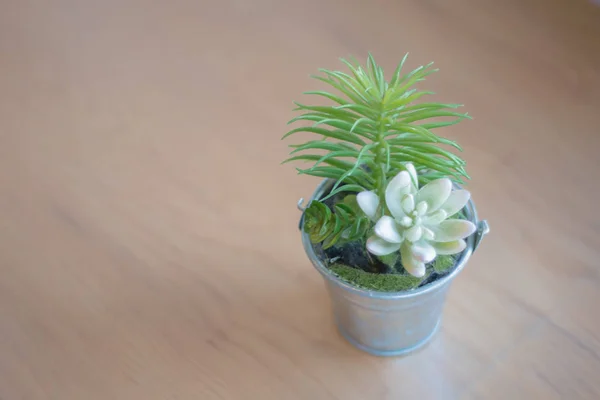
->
302, 194, 370, 250
357, 164, 475, 277
283, 53, 475, 281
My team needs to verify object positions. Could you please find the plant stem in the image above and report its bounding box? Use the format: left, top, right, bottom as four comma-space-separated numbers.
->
373, 104, 387, 217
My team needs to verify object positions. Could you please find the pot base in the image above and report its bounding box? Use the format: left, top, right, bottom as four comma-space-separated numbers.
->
335, 317, 441, 357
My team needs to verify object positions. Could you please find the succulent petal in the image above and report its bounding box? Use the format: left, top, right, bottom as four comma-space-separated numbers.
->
441, 189, 471, 217
374, 216, 403, 244
431, 219, 476, 242
404, 225, 423, 242
411, 241, 437, 263
357, 190, 379, 222
415, 201, 428, 216
423, 209, 448, 225
400, 216, 413, 227
422, 227, 435, 241
366, 235, 401, 256
416, 178, 452, 212
401, 194, 415, 215
385, 170, 412, 220
401, 242, 426, 277
432, 239, 467, 255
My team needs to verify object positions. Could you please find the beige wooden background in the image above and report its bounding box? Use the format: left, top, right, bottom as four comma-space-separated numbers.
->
1, 0, 599, 398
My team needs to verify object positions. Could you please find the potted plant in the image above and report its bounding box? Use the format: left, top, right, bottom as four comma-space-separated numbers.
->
283, 54, 489, 356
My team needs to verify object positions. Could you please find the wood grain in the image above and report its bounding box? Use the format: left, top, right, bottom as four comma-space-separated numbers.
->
1, 0, 599, 398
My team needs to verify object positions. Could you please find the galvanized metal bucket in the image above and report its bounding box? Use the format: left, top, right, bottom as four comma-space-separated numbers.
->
298, 179, 489, 357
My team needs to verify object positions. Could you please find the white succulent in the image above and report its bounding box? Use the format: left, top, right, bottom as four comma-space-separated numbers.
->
356, 163, 476, 278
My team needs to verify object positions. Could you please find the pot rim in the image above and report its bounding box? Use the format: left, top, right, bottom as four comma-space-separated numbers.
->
299, 179, 489, 300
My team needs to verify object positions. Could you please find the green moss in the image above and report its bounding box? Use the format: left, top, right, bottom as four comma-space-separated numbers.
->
433, 254, 456, 273
329, 264, 424, 292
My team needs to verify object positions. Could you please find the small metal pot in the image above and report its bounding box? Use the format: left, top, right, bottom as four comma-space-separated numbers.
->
298, 179, 489, 357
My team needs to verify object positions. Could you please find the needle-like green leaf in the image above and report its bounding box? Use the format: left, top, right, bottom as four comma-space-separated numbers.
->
284, 53, 472, 252
283, 126, 366, 145
289, 140, 357, 154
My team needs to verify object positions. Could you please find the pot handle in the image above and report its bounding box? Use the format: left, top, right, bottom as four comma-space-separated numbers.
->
473, 220, 490, 252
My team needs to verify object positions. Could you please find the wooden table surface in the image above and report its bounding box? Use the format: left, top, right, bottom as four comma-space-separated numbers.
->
1, 0, 599, 398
